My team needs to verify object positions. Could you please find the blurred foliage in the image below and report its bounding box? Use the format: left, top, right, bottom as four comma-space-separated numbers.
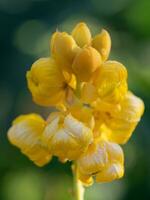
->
0, 0, 150, 199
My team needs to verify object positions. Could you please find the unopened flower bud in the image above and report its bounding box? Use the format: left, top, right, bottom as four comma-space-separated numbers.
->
92, 29, 111, 61
72, 22, 91, 47
72, 47, 102, 81
51, 32, 79, 72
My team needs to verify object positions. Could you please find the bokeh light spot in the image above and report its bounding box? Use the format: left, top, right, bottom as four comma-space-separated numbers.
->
14, 20, 50, 57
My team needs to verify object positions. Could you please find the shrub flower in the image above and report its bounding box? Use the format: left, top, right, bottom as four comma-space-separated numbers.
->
7, 22, 144, 200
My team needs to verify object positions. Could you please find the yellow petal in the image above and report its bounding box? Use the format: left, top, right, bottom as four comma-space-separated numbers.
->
81, 83, 98, 104
8, 114, 52, 167
78, 172, 94, 186
64, 72, 76, 90
92, 99, 121, 114
42, 113, 93, 160
104, 141, 124, 164
26, 58, 66, 106
96, 163, 124, 183
103, 91, 145, 144
72, 22, 91, 47
77, 140, 124, 183
77, 142, 108, 175
96, 141, 124, 183
68, 101, 95, 129
50, 31, 79, 72
92, 29, 111, 61
94, 61, 128, 104
72, 47, 102, 81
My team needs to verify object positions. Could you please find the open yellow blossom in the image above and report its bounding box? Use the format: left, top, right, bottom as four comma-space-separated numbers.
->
94, 61, 127, 103
77, 140, 124, 185
27, 57, 76, 106
8, 114, 52, 167
42, 112, 93, 160
102, 91, 145, 144
81, 61, 128, 107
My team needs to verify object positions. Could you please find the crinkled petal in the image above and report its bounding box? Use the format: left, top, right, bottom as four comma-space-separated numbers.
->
103, 91, 145, 144
94, 61, 128, 104
92, 99, 121, 114
96, 141, 124, 183
72, 22, 91, 47
104, 141, 124, 164
92, 29, 111, 61
26, 58, 66, 106
8, 114, 52, 167
77, 140, 124, 183
42, 113, 93, 160
96, 163, 124, 183
77, 142, 108, 175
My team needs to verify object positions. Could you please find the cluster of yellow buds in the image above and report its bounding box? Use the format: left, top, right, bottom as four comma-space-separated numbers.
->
8, 22, 144, 186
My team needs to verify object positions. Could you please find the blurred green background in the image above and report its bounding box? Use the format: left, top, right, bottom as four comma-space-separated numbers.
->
0, 0, 150, 199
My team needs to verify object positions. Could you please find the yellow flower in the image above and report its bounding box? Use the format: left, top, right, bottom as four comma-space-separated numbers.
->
42, 112, 93, 161
51, 31, 79, 72
72, 22, 91, 47
94, 61, 127, 102
72, 23, 111, 61
50, 22, 111, 82
27, 57, 76, 106
7, 114, 52, 167
102, 91, 145, 144
81, 61, 128, 106
7, 22, 144, 191
77, 140, 124, 185
92, 29, 111, 61
72, 46, 102, 81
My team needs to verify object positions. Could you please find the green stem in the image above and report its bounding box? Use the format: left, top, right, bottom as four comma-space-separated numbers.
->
73, 163, 85, 200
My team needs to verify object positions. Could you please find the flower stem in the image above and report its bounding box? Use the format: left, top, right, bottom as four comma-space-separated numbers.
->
73, 162, 85, 200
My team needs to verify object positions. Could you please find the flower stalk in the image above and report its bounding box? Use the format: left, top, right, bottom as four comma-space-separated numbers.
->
73, 162, 85, 200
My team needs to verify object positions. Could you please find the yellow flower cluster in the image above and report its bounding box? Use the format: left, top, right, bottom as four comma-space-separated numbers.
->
8, 22, 144, 185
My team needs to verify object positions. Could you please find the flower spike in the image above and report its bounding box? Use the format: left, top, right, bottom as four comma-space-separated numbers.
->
7, 22, 144, 199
